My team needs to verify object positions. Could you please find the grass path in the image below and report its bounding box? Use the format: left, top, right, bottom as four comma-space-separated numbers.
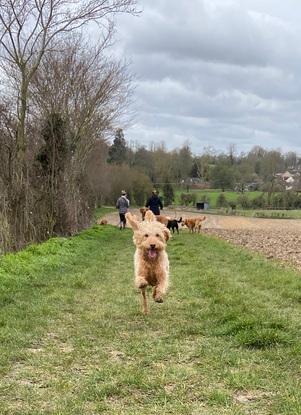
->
1, 224, 301, 414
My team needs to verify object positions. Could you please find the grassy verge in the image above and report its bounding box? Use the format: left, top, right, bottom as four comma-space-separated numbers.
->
93, 206, 115, 222
1, 225, 301, 414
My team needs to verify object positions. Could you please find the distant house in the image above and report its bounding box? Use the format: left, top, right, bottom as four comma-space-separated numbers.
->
181, 177, 210, 190
275, 170, 301, 191
282, 171, 293, 179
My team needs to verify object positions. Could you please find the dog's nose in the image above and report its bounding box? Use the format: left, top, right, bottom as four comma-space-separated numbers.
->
150, 244, 156, 249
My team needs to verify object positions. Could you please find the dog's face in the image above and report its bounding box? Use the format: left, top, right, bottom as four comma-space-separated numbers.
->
126, 212, 170, 260
181, 219, 189, 227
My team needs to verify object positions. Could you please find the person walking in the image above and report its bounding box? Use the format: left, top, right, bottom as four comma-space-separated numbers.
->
145, 190, 163, 216
116, 190, 130, 229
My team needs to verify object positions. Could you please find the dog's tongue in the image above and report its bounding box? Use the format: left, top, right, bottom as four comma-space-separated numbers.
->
148, 248, 158, 259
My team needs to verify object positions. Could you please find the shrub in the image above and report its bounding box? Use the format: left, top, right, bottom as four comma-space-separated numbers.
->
180, 193, 196, 206
251, 193, 267, 209
237, 194, 251, 209
216, 193, 228, 208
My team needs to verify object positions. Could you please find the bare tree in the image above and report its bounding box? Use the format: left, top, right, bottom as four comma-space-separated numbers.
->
28, 35, 133, 235
0, 0, 137, 162
0, 0, 138, 250
29, 35, 132, 165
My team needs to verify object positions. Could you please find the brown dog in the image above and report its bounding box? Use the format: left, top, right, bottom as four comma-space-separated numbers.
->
182, 216, 206, 233
155, 214, 170, 226
97, 218, 108, 225
126, 211, 171, 314
139, 207, 149, 221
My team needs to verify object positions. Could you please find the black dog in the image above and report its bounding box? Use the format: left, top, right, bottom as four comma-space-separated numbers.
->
167, 217, 182, 234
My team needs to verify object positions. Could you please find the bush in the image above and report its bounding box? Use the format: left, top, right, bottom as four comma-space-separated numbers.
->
251, 194, 267, 209
268, 191, 301, 210
180, 193, 196, 206
237, 194, 251, 209
216, 193, 228, 208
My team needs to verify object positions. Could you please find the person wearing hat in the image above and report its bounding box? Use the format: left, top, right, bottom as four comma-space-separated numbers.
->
145, 189, 163, 216
116, 190, 130, 229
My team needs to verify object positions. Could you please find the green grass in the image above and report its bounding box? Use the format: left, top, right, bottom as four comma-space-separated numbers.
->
1, 225, 301, 413
174, 189, 262, 208
173, 190, 301, 218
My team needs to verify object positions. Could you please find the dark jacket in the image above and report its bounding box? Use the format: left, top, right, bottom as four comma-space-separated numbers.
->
145, 195, 163, 215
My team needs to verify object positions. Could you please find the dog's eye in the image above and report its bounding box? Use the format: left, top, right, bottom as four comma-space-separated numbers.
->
156, 233, 160, 237
144, 234, 149, 237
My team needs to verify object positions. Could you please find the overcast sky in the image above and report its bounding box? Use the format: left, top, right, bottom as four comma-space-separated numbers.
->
114, 0, 301, 154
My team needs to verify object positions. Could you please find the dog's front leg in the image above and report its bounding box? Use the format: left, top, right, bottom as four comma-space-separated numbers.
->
135, 270, 149, 314
135, 274, 149, 314
153, 269, 168, 303
153, 286, 164, 303
134, 252, 148, 289
135, 274, 148, 289
141, 287, 149, 314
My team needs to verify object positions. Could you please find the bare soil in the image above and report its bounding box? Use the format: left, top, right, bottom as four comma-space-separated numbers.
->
102, 209, 301, 272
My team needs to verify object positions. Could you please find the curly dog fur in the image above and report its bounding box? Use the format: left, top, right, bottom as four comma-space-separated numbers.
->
126, 211, 171, 314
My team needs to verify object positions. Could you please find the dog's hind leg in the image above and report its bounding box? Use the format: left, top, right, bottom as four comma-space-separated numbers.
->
141, 287, 148, 314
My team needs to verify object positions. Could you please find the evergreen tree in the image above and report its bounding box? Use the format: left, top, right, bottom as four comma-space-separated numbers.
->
163, 181, 174, 206
211, 165, 235, 191
107, 128, 127, 164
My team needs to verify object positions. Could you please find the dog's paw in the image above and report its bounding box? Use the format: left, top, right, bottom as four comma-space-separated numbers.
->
137, 280, 148, 289
154, 296, 164, 303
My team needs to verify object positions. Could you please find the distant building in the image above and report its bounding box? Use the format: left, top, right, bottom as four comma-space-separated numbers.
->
275, 170, 301, 191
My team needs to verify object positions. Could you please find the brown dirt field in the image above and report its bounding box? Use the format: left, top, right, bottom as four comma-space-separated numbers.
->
102, 209, 301, 272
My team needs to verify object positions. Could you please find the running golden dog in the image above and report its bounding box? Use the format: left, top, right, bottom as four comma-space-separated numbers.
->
126, 210, 171, 314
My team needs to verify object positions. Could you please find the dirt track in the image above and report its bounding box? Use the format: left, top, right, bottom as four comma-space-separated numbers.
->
103, 209, 301, 272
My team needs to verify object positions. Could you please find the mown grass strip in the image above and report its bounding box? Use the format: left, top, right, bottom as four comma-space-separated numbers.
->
0, 225, 301, 414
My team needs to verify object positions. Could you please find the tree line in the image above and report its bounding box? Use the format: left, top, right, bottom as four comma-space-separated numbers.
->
1, 1, 300, 253
106, 137, 301, 194
0, 0, 138, 252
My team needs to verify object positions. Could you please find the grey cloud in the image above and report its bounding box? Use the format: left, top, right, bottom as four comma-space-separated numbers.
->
124, 1, 271, 67
115, 0, 301, 153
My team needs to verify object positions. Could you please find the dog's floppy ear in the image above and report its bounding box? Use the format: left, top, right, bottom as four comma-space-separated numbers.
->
163, 227, 171, 241
125, 212, 140, 231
